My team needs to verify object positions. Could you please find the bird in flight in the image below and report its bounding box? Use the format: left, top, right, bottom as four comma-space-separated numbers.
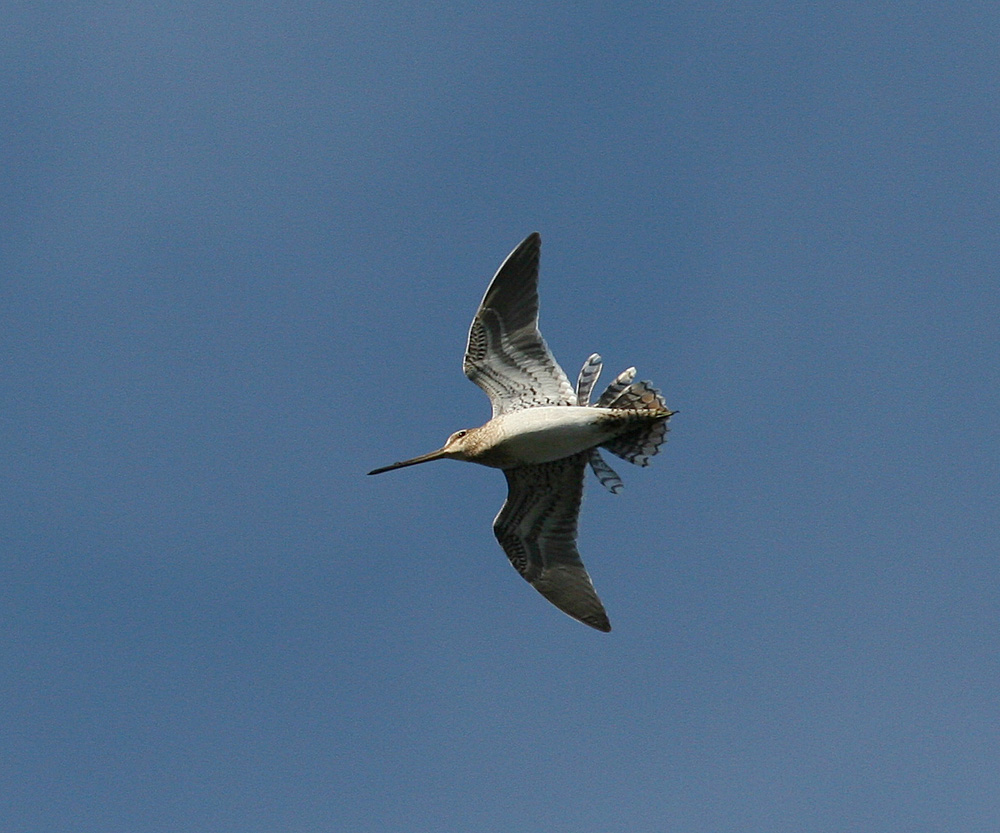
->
369, 233, 674, 631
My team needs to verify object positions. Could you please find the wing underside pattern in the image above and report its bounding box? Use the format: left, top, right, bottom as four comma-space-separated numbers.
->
493, 453, 611, 632
463, 233, 575, 415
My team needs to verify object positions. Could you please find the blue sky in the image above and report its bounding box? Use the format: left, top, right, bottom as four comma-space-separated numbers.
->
4, 3, 999, 831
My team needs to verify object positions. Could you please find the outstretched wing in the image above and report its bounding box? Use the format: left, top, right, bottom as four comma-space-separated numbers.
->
463, 233, 575, 416
493, 453, 611, 632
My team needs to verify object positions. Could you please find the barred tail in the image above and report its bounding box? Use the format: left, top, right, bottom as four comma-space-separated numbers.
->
598, 377, 674, 467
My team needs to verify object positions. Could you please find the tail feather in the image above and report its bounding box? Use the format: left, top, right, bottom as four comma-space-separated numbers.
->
603, 379, 668, 412
603, 418, 670, 467
588, 449, 624, 494
595, 367, 636, 407
600, 378, 673, 467
576, 353, 603, 406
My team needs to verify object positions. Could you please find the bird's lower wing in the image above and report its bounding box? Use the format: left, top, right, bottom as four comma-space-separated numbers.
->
493, 454, 610, 632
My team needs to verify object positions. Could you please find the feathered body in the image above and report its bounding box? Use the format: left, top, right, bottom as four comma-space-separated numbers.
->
369, 233, 674, 631
456, 406, 666, 469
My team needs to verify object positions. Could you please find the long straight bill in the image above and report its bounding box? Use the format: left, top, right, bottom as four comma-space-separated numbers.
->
367, 447, 450, 475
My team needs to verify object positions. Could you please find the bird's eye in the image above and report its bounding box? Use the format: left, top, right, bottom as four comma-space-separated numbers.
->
454, 430, 467, 438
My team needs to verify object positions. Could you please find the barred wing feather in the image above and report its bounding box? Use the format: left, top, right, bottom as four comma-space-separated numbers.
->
463, 233, 575, 415
493, 453, 611, 632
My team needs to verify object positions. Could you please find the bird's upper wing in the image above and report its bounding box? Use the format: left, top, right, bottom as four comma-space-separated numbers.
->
493, 453, 610, 631
463, 233, 575, 416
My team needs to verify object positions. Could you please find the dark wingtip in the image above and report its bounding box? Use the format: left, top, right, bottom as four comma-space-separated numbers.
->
592, 614, 612, 632
515, 232, 541, 256
581, 610, 612, 632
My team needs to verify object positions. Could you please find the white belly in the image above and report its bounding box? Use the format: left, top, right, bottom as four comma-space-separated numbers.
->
491, 406, 618, 465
